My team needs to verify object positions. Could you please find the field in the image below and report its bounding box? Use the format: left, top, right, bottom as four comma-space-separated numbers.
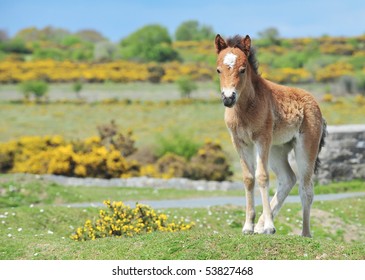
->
1, 81, 365, 260
0, 175, 364, 260
1, 82, 365, 179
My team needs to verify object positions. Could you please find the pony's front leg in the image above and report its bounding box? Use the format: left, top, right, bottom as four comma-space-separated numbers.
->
237, 144, 255, 234
254, 140, 275, 234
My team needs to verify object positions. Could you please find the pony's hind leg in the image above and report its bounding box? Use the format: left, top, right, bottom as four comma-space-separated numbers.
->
294, 133, 320, 237
255, 145, 296, 233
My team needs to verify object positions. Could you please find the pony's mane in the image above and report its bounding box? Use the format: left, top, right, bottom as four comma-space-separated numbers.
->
226, 35, 259, 75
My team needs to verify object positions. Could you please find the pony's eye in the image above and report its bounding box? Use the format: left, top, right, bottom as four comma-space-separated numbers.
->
239, 67, 246, 74
216, 68, 221, 74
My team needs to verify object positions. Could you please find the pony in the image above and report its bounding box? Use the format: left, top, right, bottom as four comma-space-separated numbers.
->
215, 34, 326, 237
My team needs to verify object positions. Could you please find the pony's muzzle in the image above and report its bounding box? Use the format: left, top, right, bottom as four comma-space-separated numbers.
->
222, 91, 236, 107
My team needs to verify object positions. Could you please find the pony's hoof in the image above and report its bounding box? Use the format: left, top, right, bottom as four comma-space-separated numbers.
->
263, 228, 276, 235
242, 229, 254, 235
301, 232, 312, 238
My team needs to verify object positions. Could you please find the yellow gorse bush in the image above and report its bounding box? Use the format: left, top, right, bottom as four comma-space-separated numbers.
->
70, 200, 195, 241
0, 59, 214, 83
0, 135, 140, 178
0, 135, 233, 181
315, 62, 354, 82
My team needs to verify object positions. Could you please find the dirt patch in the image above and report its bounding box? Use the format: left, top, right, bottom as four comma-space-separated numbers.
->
311, 209, 364, 242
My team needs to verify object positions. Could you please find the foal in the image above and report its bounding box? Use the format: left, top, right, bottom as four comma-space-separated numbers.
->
215, 34, 326, 237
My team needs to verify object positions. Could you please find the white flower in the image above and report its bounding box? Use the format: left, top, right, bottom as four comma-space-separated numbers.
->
30, 204, 34, 208
34, 253, 39, 256
47, 230, 54, 234
7, 234, 12, 238
40, 209, 44, 213
18, 228, 22, 232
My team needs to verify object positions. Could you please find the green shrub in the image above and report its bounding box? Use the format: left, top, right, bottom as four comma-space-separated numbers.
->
155, 131, 200, 160
72, 81, 83, 99
272, 51, 312, 68
176, 76, 198, 98
355, 73, 365, 94
120, 24, 179, 62
19, 80, 49, 102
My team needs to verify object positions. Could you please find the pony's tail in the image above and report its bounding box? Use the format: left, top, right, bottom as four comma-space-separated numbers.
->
314, 118, 327, 174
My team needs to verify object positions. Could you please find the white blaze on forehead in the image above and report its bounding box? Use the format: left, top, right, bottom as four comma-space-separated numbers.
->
223, 52, 237, 69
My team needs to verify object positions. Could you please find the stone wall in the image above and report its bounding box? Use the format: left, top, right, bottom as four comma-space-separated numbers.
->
316, 124, 365, 184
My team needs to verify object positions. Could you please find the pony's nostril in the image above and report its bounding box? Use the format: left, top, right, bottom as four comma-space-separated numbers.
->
232, 92, 237, 99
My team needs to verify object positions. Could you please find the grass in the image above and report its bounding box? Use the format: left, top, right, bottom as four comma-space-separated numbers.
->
0, 197, 364, 260
0, 175, 364, 259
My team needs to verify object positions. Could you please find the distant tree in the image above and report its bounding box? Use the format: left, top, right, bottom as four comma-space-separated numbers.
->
1, 38, 30, 54
0, 30, 8, 42
176, 76, 198, 98
15, 27, 40, 41
175, 20, 215, 41
61, 35, 82, 47
15, 26, 70, 43
75, 29, 106, 43
257, 27, 281, 45
120, 24, 179, 62
20, 81, 49, 102
39, 26, 70, 43
356, 73, 365, 95
94, 41, 118, 61
72, 81, 83, 99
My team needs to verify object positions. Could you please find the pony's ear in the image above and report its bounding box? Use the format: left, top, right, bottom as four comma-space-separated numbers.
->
241, 35, 251, 56
215, 34, 227, 54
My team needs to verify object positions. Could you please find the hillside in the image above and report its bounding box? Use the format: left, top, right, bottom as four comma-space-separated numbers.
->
0, 26, 364, 94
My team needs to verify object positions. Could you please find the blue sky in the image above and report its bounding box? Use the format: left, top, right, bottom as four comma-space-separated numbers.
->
1, 0, 364, 42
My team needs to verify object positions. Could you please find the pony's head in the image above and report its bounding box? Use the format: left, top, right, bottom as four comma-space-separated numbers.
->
215, 34, 252, 108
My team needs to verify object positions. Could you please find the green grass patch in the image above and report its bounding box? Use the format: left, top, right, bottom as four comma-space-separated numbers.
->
155, 130, 201, 160
0, 196, 364, 260
269, 180, 365, 196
